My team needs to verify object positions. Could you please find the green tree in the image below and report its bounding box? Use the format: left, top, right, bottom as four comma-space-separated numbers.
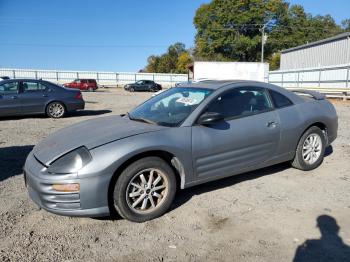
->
341, 19, 350, 31
193, 0, 345, 66
268, 52, 280, 71
144, 42, 193, 73
177, 52, 193, 73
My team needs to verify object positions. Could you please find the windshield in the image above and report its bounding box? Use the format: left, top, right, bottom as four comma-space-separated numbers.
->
129, 87, 212, 127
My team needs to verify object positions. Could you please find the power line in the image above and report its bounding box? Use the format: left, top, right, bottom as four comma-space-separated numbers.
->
0, 43, 169, 48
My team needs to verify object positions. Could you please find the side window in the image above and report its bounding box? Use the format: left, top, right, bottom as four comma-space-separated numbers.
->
269, 90, 293, 108
22, 81, 46, 92
206, 87, 273, 119
0, 82, 19, 94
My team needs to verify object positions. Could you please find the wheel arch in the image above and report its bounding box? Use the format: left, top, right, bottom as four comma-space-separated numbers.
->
303, 121, 327, 140
295, 121, 328, 153
45, 100, 67, 115
107, 149, 186, 214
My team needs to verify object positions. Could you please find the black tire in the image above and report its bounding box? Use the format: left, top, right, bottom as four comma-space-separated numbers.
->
130, 87, 135, 92
291, 126, 326, 171
46, 101, 66, 118
113, 157, 177, 222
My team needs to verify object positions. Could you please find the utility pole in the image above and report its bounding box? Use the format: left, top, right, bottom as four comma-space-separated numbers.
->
261, 23, 268, 63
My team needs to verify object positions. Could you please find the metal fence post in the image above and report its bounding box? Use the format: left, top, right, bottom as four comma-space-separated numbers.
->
170, 75, 173, 87
297, 71, 300, 88
116, 73, 119, 85
13, 70, 16, 79
35, 71, 38, 80
56, 72, 59, 82
318, 69, 322, 87
96, 72, 99, 83
346, 66, 350, 88
134, 74, 137, 81
281, 72, 284, 87
77, 72, 79, 79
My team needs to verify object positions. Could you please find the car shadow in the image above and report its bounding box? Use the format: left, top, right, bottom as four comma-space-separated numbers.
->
170, 162, 291, 212
293, 215, 350, 262
324, 145, 333, 157
0, 109, 112, 121
0, 145, 34, 182
68, 109, 112, 117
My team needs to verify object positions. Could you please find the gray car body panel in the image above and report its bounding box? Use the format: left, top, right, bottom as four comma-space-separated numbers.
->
24, 80, 338, 217
0, 79, 84, 117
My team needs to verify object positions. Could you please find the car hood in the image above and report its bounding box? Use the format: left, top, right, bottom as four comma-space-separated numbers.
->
33, 115, 167, 165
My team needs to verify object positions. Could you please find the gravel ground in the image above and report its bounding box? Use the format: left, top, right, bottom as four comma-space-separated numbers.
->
0, 89, 349, 262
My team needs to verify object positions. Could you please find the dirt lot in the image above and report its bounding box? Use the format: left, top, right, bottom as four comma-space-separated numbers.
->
0, 89, 349, 262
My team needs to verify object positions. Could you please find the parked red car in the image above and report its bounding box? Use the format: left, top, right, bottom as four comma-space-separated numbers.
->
63, 79, 98, 92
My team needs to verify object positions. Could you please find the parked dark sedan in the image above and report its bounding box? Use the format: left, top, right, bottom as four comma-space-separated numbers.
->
124, 80, 162, 92
0, 79, 85, 118
24, 80, 337, 222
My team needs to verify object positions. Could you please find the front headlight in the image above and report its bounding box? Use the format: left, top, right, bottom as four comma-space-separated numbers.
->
47, 147, 92, 174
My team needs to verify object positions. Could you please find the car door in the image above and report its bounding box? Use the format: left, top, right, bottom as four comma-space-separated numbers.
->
18, 81, 49, 114
191, 86, 281, 179
138, 80, 147, 91
0, 81, 21, 116
145, 80, 153, 91
70, 79, 80, 89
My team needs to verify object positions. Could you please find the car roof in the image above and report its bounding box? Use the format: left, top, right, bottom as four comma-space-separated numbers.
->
1, 78, 41, 82
185, 80, 308, 105
0, 79, 57, 85
181, 80, 270, 90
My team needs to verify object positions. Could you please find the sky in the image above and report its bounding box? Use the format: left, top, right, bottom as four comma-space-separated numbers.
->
0, 0, 349, 72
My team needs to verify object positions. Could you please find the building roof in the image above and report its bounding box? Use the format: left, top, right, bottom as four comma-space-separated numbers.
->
281, 32, 350, 54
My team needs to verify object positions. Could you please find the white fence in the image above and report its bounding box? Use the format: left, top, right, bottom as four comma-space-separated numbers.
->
269, 64, 350, 99
0, 68, 188, 87
269, 64, 350, 89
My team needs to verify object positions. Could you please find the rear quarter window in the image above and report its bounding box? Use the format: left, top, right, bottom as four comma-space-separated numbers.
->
269, 90, 293, 109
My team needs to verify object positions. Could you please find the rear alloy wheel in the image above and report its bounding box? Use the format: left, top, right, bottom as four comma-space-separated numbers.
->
88, 87, 94, 92
113, 157, 176, 222
292, 126, 326, 171
46, 102, 66, 118
130, 87, 135, 92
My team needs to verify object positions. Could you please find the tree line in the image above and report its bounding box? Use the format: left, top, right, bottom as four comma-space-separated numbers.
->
144, 0, 350, 72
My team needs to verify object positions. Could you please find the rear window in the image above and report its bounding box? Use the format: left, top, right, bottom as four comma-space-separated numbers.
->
269, 90, 293, 108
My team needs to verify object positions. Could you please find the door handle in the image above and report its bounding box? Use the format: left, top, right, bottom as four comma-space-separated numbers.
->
11, 95, 18, 99
267, 121, 278, 128
42, 94, 48, 97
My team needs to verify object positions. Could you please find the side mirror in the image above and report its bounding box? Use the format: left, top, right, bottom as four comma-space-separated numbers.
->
197, 112, 224, 125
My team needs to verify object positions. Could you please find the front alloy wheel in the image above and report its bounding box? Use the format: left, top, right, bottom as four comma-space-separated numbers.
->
113, 157, 176, 222
126, 168, 168, 213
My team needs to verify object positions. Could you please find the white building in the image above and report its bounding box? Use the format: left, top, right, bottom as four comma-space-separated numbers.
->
280, 32, 350, 70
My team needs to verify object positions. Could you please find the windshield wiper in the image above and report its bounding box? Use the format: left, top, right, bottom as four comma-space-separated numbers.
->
127, 112, 157, 125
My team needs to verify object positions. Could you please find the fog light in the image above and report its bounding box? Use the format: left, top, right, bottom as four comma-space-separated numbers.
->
52, 183, 80, 192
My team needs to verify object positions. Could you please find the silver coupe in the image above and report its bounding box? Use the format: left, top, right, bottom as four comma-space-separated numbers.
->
24, 80, 338, 222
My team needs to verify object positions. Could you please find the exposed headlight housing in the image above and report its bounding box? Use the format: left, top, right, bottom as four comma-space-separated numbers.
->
47, 147, 92, 174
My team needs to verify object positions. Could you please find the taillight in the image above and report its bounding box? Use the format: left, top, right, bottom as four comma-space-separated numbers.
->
75, 92, 82, 100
